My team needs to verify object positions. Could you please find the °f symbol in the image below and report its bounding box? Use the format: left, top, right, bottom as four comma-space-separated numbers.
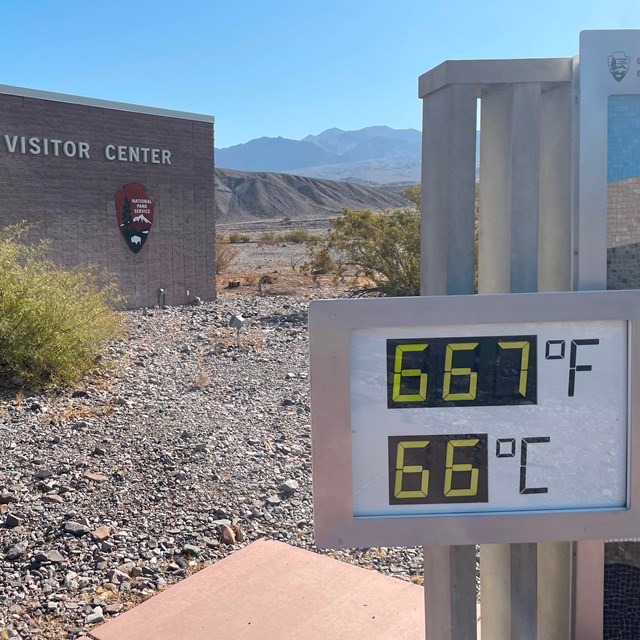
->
545, 339, 600, 397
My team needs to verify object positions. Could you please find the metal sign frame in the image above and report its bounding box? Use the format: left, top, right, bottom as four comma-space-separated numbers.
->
310, 290, 640, 548
577, 29, 640, 290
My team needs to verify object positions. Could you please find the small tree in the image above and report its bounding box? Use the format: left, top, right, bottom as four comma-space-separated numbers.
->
304, 208, 420, 297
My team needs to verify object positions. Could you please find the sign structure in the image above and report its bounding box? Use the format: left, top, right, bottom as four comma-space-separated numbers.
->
310, 291, 640, 548
579, 30, 640, 291
115, 183, 155, 253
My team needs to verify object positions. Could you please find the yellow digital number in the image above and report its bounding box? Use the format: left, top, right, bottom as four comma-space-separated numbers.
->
393, 343, 428, 402
394, 440, 429, 498
498, 340, 530, 396
442, 342, 478, 401
443, 439, 479, 497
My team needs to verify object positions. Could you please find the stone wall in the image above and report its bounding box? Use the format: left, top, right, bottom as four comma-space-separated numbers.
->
0, 88, 215, 307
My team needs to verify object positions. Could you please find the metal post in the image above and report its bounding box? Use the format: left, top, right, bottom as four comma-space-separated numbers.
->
478, 82, 542, 640
424, 545, 477, 639
572, 541, 604, 640
419, 54, 603, 640
421, 82, 478, 640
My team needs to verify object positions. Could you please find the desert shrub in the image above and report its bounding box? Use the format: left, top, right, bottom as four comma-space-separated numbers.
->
228, 232, 250, 243
215, 234, 239, 274
403, 184, 421, 208
257, 232, 278, 246
0, 226, 123, 388
303, 208, 420, 296
282, 229, 314, 244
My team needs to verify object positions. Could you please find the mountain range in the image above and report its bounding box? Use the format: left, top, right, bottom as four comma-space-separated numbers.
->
215, 126, 422, 186
215, 168, 410, 223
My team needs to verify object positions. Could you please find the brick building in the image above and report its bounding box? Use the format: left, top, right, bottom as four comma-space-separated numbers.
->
0, 84, 215, 307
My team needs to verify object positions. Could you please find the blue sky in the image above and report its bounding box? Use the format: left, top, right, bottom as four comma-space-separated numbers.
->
0, 0, 637, 147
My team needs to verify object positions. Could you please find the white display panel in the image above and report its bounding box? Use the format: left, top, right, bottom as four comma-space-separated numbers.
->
350, 320, 627, 517
310, 291, 640, 547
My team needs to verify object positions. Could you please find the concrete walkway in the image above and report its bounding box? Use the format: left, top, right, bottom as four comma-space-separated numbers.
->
79, 538, 425, 640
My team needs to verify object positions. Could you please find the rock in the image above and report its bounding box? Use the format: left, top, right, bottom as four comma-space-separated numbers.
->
279, 479, 299, 494
5, 540, 28, 560
91, 525, 111, 541
107, 569, 129, 584
92, 447, 107, 456
219, 524, 236, 545
226, 280, 241, 289
71, 390, 90, 398
85, 607, 104, 625
35, 550, 65, 563
0, 493, 18, 504
34, 469, 53, 480
83, 470, 109, 483
211, 519, 231, 527
181, 544, 200, 556
266, 495, 281, 505
104, 603, 123, 614
42, 493, 64, 504
231, 523, 244, 543
5, 513, 23, 528
64, 521, 91, 536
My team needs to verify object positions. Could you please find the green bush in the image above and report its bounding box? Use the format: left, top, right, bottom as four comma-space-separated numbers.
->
403, 184, 421, 208
282, 229, 314, 244
0, 226, 124, 388
228, 232, 250, 243
303, 208, 420, 296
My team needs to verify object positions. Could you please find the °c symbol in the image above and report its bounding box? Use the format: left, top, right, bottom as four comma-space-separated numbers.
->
496, 438, 516, 458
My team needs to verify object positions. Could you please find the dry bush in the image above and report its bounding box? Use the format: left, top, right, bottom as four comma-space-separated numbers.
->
228, 232, 250, 243
215, 234, 239, 274
257, 231, 278, 246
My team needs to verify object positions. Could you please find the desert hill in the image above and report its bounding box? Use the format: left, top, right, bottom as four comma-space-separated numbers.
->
215, 168, 410, 223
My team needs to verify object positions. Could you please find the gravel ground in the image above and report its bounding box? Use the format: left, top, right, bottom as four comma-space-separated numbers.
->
0, 281, 423, 639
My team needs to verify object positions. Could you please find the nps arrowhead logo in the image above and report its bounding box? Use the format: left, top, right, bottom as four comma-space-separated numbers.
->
115, 183, 155, 253
608, 51, 631, 82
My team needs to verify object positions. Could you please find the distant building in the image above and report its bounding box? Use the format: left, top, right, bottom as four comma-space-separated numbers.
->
0, 84, 215, 307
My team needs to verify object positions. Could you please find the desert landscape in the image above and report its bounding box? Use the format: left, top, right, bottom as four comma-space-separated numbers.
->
0, 226, 424, 640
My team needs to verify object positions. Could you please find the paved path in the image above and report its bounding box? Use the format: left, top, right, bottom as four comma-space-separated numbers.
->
79, 538, 425, 640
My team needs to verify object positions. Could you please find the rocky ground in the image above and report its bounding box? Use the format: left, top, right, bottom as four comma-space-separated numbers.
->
0, 239, 423, 639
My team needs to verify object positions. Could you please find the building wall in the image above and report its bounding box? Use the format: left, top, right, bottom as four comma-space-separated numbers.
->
0, 90, 215, 307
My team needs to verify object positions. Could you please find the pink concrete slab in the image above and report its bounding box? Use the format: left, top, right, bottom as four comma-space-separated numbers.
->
87, 538, 424, 640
